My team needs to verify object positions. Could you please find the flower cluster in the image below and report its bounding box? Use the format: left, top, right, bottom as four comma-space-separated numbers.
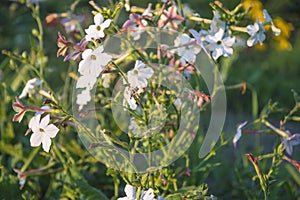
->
8, 0, 295, 199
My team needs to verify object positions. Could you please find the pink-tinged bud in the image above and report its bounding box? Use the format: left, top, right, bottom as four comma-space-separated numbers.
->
12, 97, 52, 123
12, 97, 27, 123
57, 32, 71, 57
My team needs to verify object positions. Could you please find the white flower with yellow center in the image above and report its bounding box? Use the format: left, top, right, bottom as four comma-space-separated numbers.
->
205, 28, 235, 60
29, 114, 59, 152
85, 13, 111, 41
127, 60, 153, 89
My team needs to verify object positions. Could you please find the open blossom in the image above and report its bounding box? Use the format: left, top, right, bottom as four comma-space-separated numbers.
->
205, 28, 235, 60
29, 114, 59, 152
172, 33, 201, 64
76, 46, 112, 88
76, 46, 112, 110
85, 13, 111, 41
246, 20, 266, 47
127, 60, 154, 89
19, 78, 42, 99
282, 133, 300, 156
117, 184, 165, 200
158, 5, 184, 30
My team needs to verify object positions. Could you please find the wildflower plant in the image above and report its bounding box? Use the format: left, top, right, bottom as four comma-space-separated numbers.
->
1, 0, 299, 199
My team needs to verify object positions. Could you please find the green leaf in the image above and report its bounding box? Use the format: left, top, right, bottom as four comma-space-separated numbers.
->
69, 168, 109, 200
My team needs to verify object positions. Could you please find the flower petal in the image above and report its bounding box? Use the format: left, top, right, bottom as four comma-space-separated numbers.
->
40, 114, 50, 129
142, 188, 155, 200
42, 134, 52, 152
101, 19, 112, 29
124, 184, 136, 199
94, 13, 104, 25
30, 132, 42, 147
45, 124, 59, 138
29, 115, 41, 132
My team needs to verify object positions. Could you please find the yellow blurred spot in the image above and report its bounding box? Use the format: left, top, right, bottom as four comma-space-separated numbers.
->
273, 17, 294, 51
274, 17, 294, 38
242, 0, 264, 21
69, 72, 78, 80
254, 42, 267, 50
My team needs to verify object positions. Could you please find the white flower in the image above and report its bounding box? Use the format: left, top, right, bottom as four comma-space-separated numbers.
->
85, 13, 111, 41
29, 114, 59, 152
78, 46, 112, 76
123, 87, 138, 110
172, 33, 201, 64
118, 184, 136, 200
76, 88, 91, 110
282, 133, 300, 156
76, 46, 112, 89
233, 121, 247, 148
246, 20, 266, 47
118, 184, 165, 200
205, 28, 235, 60
127, 60, 153, 89
19, 78, 42, 99
263, 9, 281, 36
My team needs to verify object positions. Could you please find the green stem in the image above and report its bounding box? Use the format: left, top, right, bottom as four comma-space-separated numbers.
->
52, 141, 68, 170
262, 119, 289, 138
21, 146, 41, 172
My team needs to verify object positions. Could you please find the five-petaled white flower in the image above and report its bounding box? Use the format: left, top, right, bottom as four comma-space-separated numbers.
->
127, 60, 154, 89
85, 13, 111, 41
205, 28, 235, 60
246, 20, 266, 47
78, 46, 112, 76
29, 114, 59, 152
19, 78, 42, 99
282, 133, 300, 156
172, 33, 201, 64
76, 45, 112, 110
